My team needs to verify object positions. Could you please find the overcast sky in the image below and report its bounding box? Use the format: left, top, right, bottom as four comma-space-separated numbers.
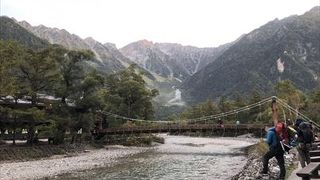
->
1, 0, 319, 48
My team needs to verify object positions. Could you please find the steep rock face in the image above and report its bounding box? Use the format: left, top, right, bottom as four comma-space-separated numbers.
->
0, 16, 49, 49
155, 42, 233, 76
102, 42, 141, 67
120, 40, 232, 81
182, 6, 320, 103
120, 40, 176, 78
18, 21, 129, 73
19, 20, 91, 50
83, 37, 125, 72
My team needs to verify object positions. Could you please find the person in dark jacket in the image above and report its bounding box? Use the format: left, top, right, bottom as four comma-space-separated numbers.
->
261, 125, 286, 179
295, 120, 314, 167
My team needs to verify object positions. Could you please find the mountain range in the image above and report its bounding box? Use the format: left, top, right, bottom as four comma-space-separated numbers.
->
17, 20, 130, 73
181, 6, 320, 103
0, 16, 49, 49
13, 17, 233, 106
1, 6, 319, 108
120, 40, 233, 81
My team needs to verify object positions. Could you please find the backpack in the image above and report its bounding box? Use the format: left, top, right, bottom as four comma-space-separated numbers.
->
298, 122, 314, 144
275, 122, 291, 152
295, 119, 304, 128
287, 126, 298, 147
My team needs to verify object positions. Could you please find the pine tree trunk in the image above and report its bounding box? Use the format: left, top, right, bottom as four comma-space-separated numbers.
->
12, 129, 16, 145
71, 134, 75, 144
27, 125, 35, 145
13, 115, 16, 145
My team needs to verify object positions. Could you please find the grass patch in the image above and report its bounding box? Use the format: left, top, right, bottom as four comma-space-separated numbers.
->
244, 139, 268, 158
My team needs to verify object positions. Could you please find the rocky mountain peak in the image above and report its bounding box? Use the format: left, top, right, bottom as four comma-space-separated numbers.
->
18, 21, 91, 50
120, 38, 234, 81
0, 16, 49, 50
84, 37, 98, 48
305, 6, 320, 15
121, 39, 156, 52
15, 19, 135, 73
138, 39, 154, 48
182, 6, 320, 103
103, 42, 117, 50
17, 20, 32, 28
302, 6, 320, 23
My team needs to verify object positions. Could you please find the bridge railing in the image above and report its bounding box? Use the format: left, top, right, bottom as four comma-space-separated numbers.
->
100, 124, 267, 134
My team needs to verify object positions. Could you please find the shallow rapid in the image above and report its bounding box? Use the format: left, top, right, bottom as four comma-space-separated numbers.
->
58, 135, 255, 180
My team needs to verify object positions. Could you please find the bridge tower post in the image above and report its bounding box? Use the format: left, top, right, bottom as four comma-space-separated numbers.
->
271, 97, 279, 126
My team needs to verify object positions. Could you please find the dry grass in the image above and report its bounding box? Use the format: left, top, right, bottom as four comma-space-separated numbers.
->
247, 139, 268, 158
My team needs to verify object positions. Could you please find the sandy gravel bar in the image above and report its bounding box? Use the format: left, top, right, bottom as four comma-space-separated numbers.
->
0, 146, 147, 180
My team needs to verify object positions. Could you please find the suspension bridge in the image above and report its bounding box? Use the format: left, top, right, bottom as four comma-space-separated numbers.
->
1, 96, 319, 141
94, 96, 320, 137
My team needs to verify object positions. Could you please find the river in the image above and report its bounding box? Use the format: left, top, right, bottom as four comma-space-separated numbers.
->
56, 135, 255, 180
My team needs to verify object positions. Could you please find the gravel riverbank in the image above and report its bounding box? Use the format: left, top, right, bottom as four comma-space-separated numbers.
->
0, 145, 149, 180
231, 141, 296, 180
0, 144, 90, 162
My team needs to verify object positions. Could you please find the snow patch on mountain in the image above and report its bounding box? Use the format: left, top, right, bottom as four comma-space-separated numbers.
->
166, 89, 185, 106
277, 58, 285, 73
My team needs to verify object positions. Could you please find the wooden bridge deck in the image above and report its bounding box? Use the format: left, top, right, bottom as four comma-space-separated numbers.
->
0, 124, 268, 141
98, 124, 267, 136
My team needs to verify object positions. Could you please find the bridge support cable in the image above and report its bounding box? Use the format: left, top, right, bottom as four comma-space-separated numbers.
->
96, 96, 317, 138
100, 96, 274, 127
176, 96, 274, 124
273, 96, 320, 129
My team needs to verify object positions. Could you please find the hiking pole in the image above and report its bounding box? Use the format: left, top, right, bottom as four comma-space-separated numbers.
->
280, 141, 292, 155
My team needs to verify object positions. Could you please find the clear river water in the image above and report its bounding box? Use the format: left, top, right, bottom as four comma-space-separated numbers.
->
57, 135, 255, 180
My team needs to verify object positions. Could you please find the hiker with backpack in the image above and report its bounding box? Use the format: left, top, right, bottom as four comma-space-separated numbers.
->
261, 122, 287, 179
295, 119, 314, 167
260, 98, 288, 179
